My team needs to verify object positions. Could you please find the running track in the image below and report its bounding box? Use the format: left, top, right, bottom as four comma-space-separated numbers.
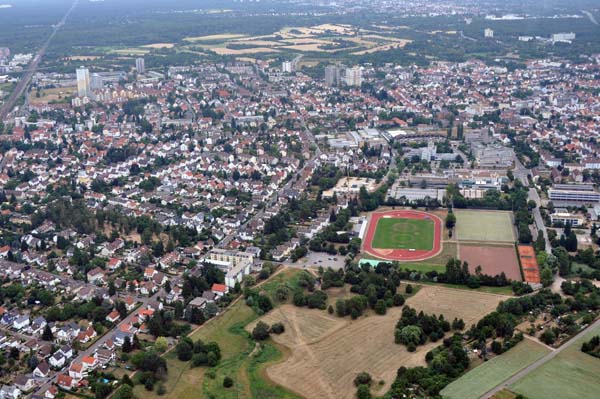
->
363, 209, 442, 261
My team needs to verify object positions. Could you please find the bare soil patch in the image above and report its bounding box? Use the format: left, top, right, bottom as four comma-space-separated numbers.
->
459, 244, 522, 281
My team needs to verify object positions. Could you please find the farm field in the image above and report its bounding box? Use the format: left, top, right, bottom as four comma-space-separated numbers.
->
253, 285, 505, 399
455, 210, 515, 242
459, 244, 522, 281
441, 339, 550, 399
509, 322, 600, 399
371, 217, 434, 250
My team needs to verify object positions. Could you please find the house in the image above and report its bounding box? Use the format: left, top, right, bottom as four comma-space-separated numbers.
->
105, 310, 120, 324
211, 283, 228, 297
87, 267, 106, 284
13, 315, 30, 330
33, 362, 50, 378
144, 267, 157, 280
49, 353, 65, 369
57, 374, 75, 390
13, 375, 35, 392
95, 349, 115, 366
124, 296, 136, 311
81, 355, 98, 371
44, 386, 58, 399
0, 385, 20, 399
77, 326, 97, 344
68, 363, 84, 380
58, 344, 73, 359
186, 297, 207, 317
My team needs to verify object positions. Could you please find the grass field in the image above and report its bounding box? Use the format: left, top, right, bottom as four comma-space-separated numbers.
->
253, 285, 504, 399
510, 322, 600, 399
133, 268, 304, 399
371, 217, 434, 250
441, 339, 550, 399
455, 210, 515, 242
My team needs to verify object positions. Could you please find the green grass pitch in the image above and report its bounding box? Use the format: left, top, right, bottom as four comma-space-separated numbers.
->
371, 217, 434, 250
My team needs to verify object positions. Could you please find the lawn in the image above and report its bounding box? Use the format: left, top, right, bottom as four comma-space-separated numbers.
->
455, 210, 515, 243
510, 323, 600, 399
371, 217, 434, 250
441, 339, 550, 399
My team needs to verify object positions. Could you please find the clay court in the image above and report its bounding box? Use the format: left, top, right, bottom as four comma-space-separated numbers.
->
518, 245, 540, 283
459, 244, 522, 281
363, 209, 442, 261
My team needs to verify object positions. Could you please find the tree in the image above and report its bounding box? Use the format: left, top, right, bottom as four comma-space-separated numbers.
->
154, 337, 168, 353
176, 339, 193, 361
223, 376, 234, 388
252, 321, 271, 341
356, 384, 372, 399
445, 212, 456, 229
113, 385, 133, 399
540, 329, 556, 345
122, 336, 132, 353
42, 324, 53, 341
374, 299, 387, 315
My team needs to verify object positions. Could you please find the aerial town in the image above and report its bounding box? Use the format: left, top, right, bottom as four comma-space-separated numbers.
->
0, 1, 599, 399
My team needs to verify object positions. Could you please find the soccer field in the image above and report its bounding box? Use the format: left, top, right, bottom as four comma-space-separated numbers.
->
371, 217, 434, 250
455, 210, 515, 242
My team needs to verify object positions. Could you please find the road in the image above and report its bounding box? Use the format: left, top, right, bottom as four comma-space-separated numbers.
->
33, 289, 163, 396
582, 10, 599, 26
513, 156, 551, 254
0, 0, 79, 121
480, 317, 600, 398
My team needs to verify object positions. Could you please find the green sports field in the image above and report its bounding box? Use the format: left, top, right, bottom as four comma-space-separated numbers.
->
371, 217, 434, 250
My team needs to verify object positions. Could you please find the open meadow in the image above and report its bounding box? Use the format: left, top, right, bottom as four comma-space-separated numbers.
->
250, 284, 506, 399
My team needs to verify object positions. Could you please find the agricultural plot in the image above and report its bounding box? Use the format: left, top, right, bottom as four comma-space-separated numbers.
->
441, 339, 550, 399
459, 244, 522, 281
255, 285, 505, 399
455, 210, 515, 243
510, 323, 600, 399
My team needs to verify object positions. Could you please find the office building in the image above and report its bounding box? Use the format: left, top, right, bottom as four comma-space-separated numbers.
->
550, 212, 584, 227
135, 57, 145, 74
484, 28, 494, 38
548, 188, 600, 204
345, 66, 362, 87
281, 60, 293, 73
90, 73, 103, 90
76, 67, 91, 98
552, 32, 575, 43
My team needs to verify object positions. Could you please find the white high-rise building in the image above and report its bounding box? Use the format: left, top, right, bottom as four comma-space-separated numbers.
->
345, 66, 362, 87
90, 73, 103, 90
76, 67, 91, 98
484, 28, 494, 38
136, 57, 145, 73
282, 61, 293, 73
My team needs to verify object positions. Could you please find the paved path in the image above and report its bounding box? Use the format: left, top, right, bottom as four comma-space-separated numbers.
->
480, 317, 600, 398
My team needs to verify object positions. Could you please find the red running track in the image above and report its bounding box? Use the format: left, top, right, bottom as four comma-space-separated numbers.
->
362, 209, 443, 262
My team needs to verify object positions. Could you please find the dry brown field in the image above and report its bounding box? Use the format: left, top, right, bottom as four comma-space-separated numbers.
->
250, 285, 505, 399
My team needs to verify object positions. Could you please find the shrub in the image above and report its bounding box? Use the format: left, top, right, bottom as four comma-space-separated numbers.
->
354, 372, 372, 387
270, 322, 285, 334
405, 284, 413, 294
